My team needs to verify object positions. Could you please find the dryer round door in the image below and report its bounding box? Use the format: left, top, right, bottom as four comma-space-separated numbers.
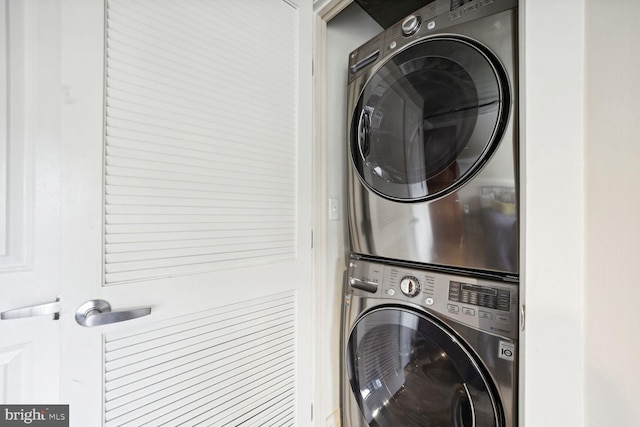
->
350, 36, 510, 202
346, 307, 502, 427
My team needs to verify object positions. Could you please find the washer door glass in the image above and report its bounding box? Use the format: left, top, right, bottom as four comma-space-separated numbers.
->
350, 37, 509, 202
347, 307, 501, 427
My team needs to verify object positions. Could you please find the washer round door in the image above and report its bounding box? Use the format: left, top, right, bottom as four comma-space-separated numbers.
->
346, 307, 502, 427
350, 36, 510, 202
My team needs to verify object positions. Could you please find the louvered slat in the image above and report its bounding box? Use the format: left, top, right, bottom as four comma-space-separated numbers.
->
104, 292, 297, 427
104, 0, 299, 284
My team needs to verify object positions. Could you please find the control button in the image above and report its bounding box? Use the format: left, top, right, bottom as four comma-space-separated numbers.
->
427, 20, 436, 30
461, 291, 470, 304
479, 294, 493, 307
389, 41, 397, 49
401, 15, 421, 36
447, 304, 460, 313
400, 276, 421, 297
497, 300, 510, 311
479, 310, 492, 319
464, 4, 477, 13
387, 289, 395, 296
448, 282, 460, 302
497, 290, 511, 311
495, 314, 511, 324
425, 297, 434, 306
462, 307, 475, 316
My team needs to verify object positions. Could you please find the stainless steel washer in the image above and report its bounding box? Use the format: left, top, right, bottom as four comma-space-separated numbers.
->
342, 257, 518, 426
347, 0, 519, 276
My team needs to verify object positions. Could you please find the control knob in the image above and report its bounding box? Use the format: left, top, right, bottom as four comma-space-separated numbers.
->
401, 15, 422, 37
400, 276, 421, 297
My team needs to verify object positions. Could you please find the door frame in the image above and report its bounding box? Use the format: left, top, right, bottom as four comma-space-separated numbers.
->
312, 1, 353, 425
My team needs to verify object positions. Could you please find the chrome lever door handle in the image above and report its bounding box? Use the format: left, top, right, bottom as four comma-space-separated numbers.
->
1, 297, 61, 320
75, 299, 151, 327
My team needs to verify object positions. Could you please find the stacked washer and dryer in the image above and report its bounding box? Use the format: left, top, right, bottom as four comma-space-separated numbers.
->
342, 0, 520, 426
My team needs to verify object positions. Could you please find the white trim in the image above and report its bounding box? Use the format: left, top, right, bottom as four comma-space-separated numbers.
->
313, 0, 351, 20
0, 0, 8, 256
312, 2, 352, 426
0, 0, 34, 272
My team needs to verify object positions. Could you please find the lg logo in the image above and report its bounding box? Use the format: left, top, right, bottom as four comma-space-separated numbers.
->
499, 341, 515, 361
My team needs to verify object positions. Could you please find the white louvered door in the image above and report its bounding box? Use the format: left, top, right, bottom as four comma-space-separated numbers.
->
59, 0, 314, 426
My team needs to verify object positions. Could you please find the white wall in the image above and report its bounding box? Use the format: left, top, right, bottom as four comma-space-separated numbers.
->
584, 1, 640, 425
524, 0, 640, 425
315, 4, 382, 425
522, 0, 585, 425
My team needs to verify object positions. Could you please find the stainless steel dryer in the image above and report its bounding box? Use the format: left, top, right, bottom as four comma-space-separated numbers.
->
342, 257, 518, 427
347, 0, 519, 276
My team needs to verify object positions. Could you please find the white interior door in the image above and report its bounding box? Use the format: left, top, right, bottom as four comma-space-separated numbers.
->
0, 0, 62, 405
58, 0, 314, 425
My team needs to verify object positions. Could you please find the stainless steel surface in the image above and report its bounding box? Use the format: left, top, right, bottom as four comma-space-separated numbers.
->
75, 299, 151, 327
346, 0, 519, 276
1, 297, 61, 320
342, 257, 518, 427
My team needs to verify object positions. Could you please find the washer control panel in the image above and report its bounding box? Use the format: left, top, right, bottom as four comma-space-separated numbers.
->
347, 257, 518, 338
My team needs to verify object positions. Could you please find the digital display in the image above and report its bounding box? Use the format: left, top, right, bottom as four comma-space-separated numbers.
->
449, 281, 511, 312
461, 283, 497, 296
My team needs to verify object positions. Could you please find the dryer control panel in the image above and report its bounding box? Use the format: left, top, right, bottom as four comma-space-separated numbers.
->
347, 257, 519, 339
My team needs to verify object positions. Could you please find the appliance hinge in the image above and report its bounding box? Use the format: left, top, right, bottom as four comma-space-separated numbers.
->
311, 403, 313, 421
520, 304, 525, 331
311, 230, 314, 249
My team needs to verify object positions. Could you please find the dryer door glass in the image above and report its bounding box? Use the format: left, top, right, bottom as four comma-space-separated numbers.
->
350, 36, 509, 202
347, 307, 501, 427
